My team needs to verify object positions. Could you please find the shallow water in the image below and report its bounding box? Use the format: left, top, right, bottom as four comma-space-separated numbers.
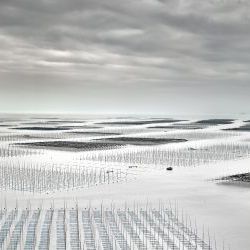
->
1, 115, 250, 249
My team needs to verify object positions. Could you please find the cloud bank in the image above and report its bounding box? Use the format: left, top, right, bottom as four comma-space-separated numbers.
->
0, 0, 249, 115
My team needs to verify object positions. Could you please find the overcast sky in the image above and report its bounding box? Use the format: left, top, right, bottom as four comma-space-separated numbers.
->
0, 0, 250, 115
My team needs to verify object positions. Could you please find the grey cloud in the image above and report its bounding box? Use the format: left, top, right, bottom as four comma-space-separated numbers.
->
0, 0, 250, 114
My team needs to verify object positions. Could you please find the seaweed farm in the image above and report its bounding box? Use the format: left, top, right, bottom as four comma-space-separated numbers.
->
0, 163, 128, 193
79, 142, 250, 167
0, 204, 215, 250
1, 115, 250, 249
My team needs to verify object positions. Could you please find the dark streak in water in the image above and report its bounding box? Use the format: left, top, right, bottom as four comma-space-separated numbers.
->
195, 119, 234, 125
16, 141, 124, 151
97, 119, 185, 125
96, 137, 187, 145
11, 127, 71, 131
